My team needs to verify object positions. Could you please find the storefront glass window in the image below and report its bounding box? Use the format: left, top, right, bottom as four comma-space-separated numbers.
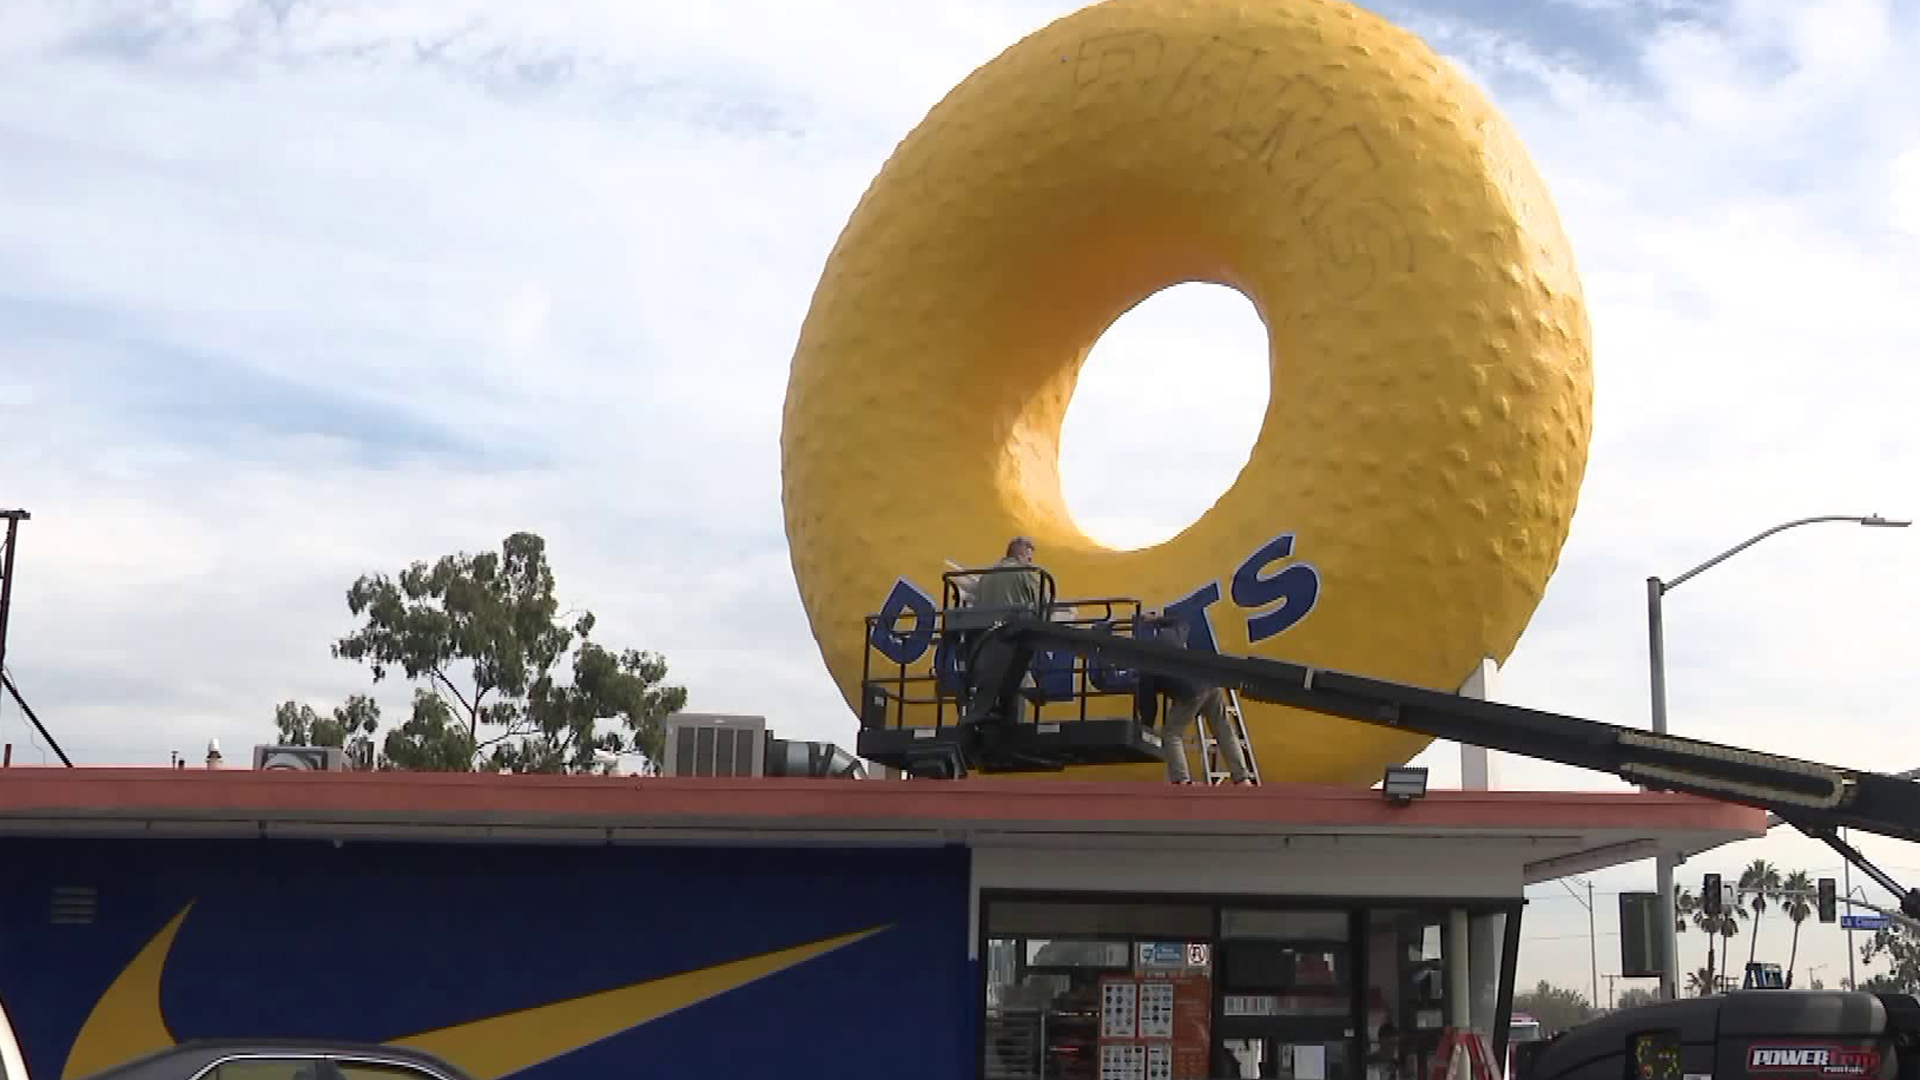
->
1362, 910, 1447, 1080
984, 902, 1213, 1080
1216, 909, 1353, 1080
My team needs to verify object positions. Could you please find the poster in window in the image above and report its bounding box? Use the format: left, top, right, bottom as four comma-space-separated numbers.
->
1102, 978, 1140, 1039
1139, 980, 1176, 1039
1147, 1041, 1173, 1080
1102, 1042, 1147, 1080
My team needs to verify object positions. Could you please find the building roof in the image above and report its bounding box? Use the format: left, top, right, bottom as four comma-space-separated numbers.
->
0, 766, 1765, 883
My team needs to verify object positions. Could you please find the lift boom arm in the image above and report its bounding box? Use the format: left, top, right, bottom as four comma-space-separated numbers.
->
967, 617, 1920, 915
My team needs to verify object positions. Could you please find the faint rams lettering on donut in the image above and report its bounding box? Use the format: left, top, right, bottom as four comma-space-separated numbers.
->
1229, 72, 1333, 156
1309, 197, 1416, 301
1073, 33, 1389, 210
1287, 125, 1380, 209
1144, 34, 1411, 297
1072, 30, 1166, 103
1160, 35, 1261, 121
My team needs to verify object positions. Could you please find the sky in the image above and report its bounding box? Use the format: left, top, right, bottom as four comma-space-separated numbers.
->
3, 0, 1919, 1001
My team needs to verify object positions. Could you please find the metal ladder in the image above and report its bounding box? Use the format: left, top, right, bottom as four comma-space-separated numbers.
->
1197, 687, 1260, 785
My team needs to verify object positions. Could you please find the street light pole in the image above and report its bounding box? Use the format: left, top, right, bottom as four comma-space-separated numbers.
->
1645, 513, 1909, 1001
1648, 574, 1678, 1002
1844, 852, 1858, 988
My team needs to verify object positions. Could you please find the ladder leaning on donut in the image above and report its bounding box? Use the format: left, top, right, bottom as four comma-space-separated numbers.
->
856, 538, 1261, 784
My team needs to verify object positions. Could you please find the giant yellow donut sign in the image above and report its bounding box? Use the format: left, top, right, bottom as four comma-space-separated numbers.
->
781, 0, 1592, 785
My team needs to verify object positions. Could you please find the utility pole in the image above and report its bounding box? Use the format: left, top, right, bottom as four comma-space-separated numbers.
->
1588, 878, 1598, 1009
0, 509, 27, 683
1603, 974, 1620, 1010
0, 509, 72, 767
1560, 875, 1600, 1009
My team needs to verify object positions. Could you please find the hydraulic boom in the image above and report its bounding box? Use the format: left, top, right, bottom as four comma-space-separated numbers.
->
948, 615, 1920, 918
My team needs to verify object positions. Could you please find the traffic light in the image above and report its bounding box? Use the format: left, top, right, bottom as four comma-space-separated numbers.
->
1818, 877, 1837, 923
1703, 873, 1723, 916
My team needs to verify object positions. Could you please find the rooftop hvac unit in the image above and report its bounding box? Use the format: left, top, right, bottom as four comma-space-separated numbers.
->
252, 745, 350, 771
663, 713, 766, 777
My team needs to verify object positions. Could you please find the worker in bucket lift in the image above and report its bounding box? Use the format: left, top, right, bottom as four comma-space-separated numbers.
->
957, 536, 1046, 726
969, 535, 1042, 613
1151, 614, 1255, 786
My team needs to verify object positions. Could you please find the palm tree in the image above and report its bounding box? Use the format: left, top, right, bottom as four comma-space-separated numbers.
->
1687, 966, 1717, 996
1674, 883, 1698, 932
1718, 905, 1745, 988
1672, 883, 1696, 984
1695, 875, 1747, 990
1740, 859, 1783, 966
1781, 869, 1814, 983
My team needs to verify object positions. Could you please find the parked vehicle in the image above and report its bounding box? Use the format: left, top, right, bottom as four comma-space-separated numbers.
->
0, 993, 27, 1080
1505, 1012, 1545, 1078
1514, 990, 1918, 1080
13, 1038, 474, 1080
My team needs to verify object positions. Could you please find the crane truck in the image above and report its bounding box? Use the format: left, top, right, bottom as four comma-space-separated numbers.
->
855, 566, 1920, 1080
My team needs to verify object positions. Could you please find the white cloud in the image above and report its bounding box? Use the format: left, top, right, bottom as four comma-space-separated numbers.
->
2, 0, 1919, 1000
1894, 147, 1920, 237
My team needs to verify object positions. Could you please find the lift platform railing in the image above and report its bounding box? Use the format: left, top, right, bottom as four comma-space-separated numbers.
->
961, 616, 1920, 915
858, 577, 1154, 733
860, 599, 1152, 726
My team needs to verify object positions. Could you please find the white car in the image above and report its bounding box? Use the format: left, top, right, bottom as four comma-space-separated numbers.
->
0, 1001, 467, 1080
0, 992, 27, 1080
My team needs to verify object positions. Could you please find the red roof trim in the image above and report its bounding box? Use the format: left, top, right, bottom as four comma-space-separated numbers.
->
0, 768, 1768, 834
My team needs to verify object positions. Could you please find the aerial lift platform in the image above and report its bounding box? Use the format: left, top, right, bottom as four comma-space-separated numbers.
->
855, 565, 1174, 775
857, 565, 1261, 781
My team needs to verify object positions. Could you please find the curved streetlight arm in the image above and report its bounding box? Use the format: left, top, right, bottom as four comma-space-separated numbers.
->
1645, 510, 1908, 1001
1660, 514, 1911, 593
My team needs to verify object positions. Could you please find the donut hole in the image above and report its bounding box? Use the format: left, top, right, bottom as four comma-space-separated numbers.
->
1057, 282, 1272, 552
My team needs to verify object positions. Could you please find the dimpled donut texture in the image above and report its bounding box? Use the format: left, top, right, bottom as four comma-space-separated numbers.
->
781, 0, 1592, 786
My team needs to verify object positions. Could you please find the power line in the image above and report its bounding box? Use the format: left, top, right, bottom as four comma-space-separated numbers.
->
3, 668, 71, 767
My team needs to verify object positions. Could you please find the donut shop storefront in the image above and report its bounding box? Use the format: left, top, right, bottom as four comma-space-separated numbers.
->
978, 893, 1516, 1080
962, 787, 1761, 1080
0, 769, 1764, 1080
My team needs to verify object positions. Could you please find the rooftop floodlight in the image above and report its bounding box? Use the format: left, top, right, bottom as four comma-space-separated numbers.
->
1382, 765, 1428, 805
